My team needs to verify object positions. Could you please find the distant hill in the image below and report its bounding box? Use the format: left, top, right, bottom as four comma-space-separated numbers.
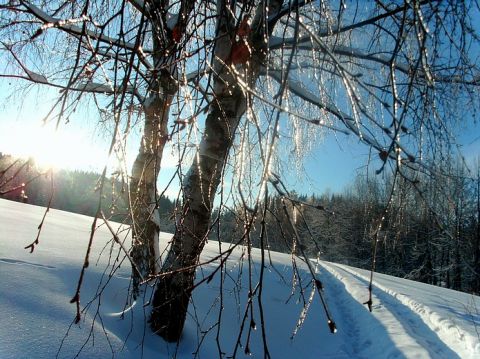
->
0, 153, 175, 230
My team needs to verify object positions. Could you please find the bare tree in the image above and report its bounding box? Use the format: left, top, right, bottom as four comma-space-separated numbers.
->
2, 0, 479, 347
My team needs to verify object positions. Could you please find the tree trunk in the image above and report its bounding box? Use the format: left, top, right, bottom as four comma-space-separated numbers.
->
129, 0, 195, 297
150, 88, 246, 340
150, 0, 284, 342
130, 74, 177, 297
473, 173, 480, 292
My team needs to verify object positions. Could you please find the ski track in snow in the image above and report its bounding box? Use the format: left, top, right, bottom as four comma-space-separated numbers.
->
322, 262, 475, 358
329, 262, 480, 356
319, 264, 400, 358
0, 257, 56, 269
320, 263, 425, 359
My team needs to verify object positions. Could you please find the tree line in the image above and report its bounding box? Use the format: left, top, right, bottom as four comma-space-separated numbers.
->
0, 153, 175, 230
213, 161, 480, 295
2, 152, 479, 295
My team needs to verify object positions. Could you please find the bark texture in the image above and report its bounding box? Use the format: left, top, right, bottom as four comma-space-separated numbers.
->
129, 0, 195, 297
130, 74, 177, 297
150, 88, 247, 340
150, 0, 284, 342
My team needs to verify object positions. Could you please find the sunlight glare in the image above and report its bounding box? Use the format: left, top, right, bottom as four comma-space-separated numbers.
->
2, 122, 108, 171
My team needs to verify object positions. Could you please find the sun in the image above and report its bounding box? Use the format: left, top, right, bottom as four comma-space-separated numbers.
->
1, 121, 108, 171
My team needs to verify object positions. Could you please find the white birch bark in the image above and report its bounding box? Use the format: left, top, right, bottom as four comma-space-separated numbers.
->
129, 0, 195, 297
150, 0, 284, 342
130, 74, 177, 297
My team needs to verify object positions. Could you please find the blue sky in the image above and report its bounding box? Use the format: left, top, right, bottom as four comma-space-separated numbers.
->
1, 79, 479, 199
286, 132, 369, 194
0, 72, 371, 197
2, 3, 480, 199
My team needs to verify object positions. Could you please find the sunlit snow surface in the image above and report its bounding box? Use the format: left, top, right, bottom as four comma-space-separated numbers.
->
0, 199, 479, 358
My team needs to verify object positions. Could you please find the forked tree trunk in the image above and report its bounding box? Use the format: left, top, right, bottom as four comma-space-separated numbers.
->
150, 0, 284, 342
129, 1, 194, 297
150, 87, 247, 340
130, 74, 177, 297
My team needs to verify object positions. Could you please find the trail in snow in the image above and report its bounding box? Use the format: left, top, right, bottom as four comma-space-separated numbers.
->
321, 262, 460, 359
0, 258, 56, 269
336, 264, 480, 356
322, 262, 480, 358
319, 263, 404, 358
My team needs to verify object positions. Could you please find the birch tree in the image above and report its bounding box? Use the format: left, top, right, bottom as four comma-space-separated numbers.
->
2, 0, 479, 345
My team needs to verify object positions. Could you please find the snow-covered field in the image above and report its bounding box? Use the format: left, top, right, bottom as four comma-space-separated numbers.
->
0, 198, 479, 358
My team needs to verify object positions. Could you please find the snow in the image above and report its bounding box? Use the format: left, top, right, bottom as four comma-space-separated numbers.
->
22, 2, 147, 53
0, 198, 479, 358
